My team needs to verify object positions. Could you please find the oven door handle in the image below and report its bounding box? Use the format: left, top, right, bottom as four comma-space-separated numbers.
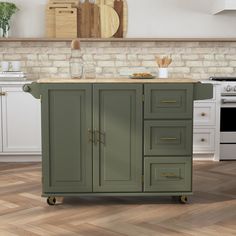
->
222, 98, 236, 104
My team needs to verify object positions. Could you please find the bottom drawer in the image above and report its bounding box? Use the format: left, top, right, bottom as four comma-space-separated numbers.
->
144, 157, 192, 192
193, 128, 215, 153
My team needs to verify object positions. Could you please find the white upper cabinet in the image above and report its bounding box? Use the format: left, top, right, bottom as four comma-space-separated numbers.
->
212, 0, 236, 14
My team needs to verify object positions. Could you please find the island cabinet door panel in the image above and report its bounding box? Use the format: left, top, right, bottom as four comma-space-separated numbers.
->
41, 84, 93, 193
144, 84, 193, 119
144, 157, 192, 192
93, 84, 143, 192
144, 120, 193, 156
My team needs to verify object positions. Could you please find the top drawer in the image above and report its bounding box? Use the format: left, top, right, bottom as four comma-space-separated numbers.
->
144, 84, 193, 119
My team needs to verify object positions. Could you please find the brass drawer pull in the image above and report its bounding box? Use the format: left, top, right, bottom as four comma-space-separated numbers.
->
161, 173, 180, 178
160, 137, 177, 141
161, 100, 177, 104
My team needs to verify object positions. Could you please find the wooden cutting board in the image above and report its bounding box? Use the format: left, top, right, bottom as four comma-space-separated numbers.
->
96, 0, 127, 37
46, 4, 71, 37
99, 0, 119, 38
55, 8, 77, 38
78, 0, 100, 38
49, 0, 79, 6
113, 0, 123, 38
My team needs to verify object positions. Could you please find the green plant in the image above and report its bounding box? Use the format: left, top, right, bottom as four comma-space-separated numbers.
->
0, 2, 19, 37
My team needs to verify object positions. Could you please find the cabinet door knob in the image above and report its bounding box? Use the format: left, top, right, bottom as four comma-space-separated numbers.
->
0, 92, 6, 96
201, 138, 205, 142
201, 112, 206, 117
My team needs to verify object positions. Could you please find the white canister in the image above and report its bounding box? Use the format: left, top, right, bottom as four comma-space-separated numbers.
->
158, 68, 168, 78
1, 61, 9, 72
11, 61, 21, 72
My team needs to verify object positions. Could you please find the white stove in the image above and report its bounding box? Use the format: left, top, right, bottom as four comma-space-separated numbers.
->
210, 77, 236, 160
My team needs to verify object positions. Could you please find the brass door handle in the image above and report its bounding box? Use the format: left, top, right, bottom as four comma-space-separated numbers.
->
88, 129, 94, 143
161, 100, 177, 104
0, 92, 6, 96
160, 137, 177, 141
99, 131, 105, 145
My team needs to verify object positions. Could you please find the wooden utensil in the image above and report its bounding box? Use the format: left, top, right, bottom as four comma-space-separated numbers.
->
78, 0, 100, 38
114, 0, 123, 38
99, 0, 120, 38
45, 4, 71, 37
55, 8, 77, 38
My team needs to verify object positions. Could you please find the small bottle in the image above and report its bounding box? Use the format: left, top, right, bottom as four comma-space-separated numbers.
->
70, 39, 84, 79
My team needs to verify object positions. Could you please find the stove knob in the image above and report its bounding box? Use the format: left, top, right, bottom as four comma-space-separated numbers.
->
226, 85, 232, 92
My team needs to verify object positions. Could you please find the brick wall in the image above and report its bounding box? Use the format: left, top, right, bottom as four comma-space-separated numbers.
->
1, 41, 236, 80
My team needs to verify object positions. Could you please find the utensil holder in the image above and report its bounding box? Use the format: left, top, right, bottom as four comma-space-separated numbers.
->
158, 68, 168, 78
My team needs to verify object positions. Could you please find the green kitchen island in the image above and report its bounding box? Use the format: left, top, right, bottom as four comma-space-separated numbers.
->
24, 78, 213, 205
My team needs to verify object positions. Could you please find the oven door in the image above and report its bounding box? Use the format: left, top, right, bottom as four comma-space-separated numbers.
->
220, 96, 236, 160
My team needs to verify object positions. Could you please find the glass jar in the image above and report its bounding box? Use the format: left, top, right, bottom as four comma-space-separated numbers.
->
70, 50, 84, 79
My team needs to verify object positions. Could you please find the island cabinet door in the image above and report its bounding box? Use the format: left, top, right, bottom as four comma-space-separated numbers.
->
93, 84, 143, 192
41, 84, 93, 193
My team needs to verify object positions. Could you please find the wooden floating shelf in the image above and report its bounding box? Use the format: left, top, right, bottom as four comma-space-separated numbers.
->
1, 37, 236, 42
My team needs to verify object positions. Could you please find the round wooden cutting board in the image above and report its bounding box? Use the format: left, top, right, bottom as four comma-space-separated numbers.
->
99, 0, 120, 38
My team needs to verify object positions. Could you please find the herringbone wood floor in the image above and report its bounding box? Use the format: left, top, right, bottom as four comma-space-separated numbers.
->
0, 161, 235, 236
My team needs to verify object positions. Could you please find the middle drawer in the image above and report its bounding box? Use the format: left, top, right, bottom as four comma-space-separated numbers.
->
144, 120, 192, 156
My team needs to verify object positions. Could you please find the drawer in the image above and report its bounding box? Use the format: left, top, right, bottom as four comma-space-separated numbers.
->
194, 102, 216, 126
144, 156, 192, 192
144, 84, 193, 119
193, 128, 215, 152
144, 120, 192, 156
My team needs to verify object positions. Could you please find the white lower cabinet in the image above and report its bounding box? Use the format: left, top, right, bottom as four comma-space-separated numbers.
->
0, 83, 41, 161
193, 83, 221, 161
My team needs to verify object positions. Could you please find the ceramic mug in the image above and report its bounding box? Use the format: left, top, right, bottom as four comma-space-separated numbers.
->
1, 61, 9, 72
158, 68, 168, 78
11, 61, 21, 72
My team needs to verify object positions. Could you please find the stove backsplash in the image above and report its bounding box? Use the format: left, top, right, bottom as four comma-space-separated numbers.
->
1, 41, 236, 80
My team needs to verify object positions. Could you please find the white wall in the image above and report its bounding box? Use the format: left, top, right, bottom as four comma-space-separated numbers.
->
5, 0, 236, 38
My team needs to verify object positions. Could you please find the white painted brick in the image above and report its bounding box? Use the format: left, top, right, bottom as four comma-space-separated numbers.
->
201, 54, 215, 60
226, 55, 236, 60
82, 54, 93, 61
58, 68, 70, 73
94, 54, 111, 60
208, 67, 234, 73
41, 67, 58, 73
49, 54, 68, 60
215, 54, 225, 60
138, 55, 155, 60
142, 61, 156, 67
171, 67, 190, 73
186, 61, 203, 67
3, 54, 22, 60
25, 54, 38, 60
127, 54, 137, 60
31, 67, 41, 73
53, 61, 69, 67
115, 54, 126, 60
97, 61, 115, 67
116, 61, 127, 66
182, 54, 199, 60
38, 54, 49, 61
229, 61, 236, 67
203, 61, 228, 67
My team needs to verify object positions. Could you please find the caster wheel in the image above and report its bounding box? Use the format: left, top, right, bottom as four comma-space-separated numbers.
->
47, 197, 56, 206
179, 195, 188, 204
